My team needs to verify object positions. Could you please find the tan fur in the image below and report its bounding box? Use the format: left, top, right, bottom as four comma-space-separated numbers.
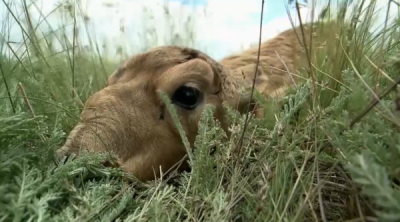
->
56, 22, 339, 182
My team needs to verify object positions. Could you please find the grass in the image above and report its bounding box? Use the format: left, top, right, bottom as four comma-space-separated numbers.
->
1, 0, 400, 221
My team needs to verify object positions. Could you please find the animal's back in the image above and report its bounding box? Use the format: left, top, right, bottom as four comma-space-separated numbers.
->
223, 26, 310, 85
219, 22, 340, 116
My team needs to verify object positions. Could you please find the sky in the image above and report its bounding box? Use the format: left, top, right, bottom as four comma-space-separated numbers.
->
0, 0, 398, 61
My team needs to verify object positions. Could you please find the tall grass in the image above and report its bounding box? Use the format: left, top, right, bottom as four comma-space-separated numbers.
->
0, 0, 400, 221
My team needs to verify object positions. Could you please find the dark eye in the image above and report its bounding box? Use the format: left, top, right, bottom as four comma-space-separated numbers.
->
171, 85, 202, 110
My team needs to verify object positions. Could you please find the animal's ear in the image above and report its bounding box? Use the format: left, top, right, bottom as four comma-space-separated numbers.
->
231, 64, 264, 86
107, 61, 127, 86
208, 60, 225, 94
223, 64, 264, 114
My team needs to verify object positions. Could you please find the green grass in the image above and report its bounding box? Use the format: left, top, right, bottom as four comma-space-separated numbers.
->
1, 0, 400, 221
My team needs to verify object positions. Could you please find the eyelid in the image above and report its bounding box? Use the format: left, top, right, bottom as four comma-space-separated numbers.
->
156, 61, 215, 101
181, 82, 201, 90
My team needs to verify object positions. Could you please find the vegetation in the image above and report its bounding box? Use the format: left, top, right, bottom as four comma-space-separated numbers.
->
1, 0, 400, 221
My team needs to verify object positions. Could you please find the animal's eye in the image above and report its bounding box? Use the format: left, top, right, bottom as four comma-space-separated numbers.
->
171, 85, 202, 110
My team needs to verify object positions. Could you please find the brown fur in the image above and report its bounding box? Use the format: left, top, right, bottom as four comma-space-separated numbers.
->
56, 22, 338, 182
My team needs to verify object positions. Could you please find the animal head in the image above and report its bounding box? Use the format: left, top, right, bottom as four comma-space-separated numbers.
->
56, 46, 250, 182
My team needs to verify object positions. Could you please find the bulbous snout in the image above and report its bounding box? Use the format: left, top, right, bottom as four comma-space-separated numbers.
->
55, 83, 192, 181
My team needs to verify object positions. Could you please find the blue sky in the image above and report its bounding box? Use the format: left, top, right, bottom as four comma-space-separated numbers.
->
0, 0, 397, 61
172, 0, 288, 20
174, 0, 293, 22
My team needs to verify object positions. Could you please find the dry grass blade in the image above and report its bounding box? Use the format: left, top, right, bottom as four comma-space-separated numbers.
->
18, 82, 35, 117
339, 40, 399, 126
236, 0, 265, 155
310, 63, 353, 92
0, 58, 15, 113
364, 54, 395, 83
350, 72, 400, 128
306, 70, 400, 165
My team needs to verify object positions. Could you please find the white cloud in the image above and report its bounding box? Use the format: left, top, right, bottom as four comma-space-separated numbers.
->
198, 2, 321, 58
0, 0, 398, 61
205, 0, 264, 24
